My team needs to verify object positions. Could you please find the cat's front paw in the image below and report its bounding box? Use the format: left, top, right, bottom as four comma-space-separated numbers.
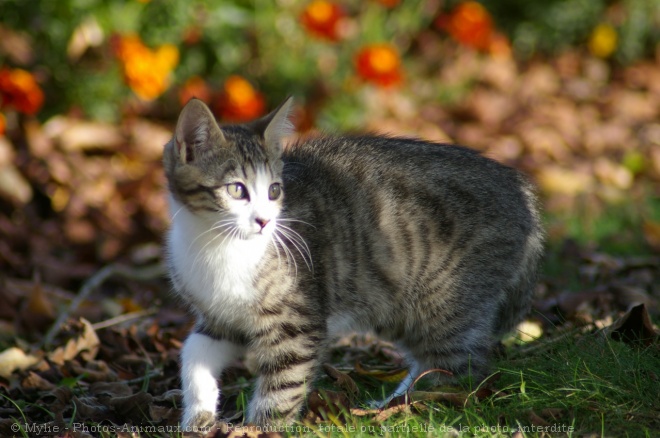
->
246, 404, 274, 428
247, 396, 299, 428
182, 410, 216, 432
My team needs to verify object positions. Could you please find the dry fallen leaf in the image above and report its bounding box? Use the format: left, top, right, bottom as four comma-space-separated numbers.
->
65, 360, 119, 382
0, 347, 41, 378
21, 371, 56, 391
605, 303, 659, 347
0, 24, 34, 64
90, 381, 132, 398
47, 117, 124, 152
322, 363, 359, 399
306, 389, 351, 421
72, 395, 110, 420
536, 165, 594, 196
48, 318, 100, 365
149, 404, 179, 423
374, 402, 411, 422
353, 361, 408, 383
515, 320, 544, 343
0, 161, 33, 204
19, 281, 57, 334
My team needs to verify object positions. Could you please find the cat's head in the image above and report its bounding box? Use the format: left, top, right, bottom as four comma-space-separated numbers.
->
164, 97, 293, 240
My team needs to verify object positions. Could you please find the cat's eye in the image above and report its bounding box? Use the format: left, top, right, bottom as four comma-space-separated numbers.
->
227, 183, 248, 200
268, 183, 282, 200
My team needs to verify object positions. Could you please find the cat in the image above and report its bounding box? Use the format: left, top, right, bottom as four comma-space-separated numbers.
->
163, 97, 544, 430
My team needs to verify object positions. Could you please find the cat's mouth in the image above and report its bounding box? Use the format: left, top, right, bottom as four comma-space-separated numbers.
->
236, 228, 272, 240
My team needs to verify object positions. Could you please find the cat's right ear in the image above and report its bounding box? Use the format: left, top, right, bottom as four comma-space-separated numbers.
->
173, 98, 225, 164
253, 96, 294, 156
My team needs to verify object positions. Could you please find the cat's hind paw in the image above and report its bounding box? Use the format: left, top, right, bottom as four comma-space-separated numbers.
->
366, 398, 388, 409
365, 394, 407, 409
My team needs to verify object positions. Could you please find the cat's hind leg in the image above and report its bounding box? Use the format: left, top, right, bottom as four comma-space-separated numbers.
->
180, 333, 244, 431
413, 337, 493, 389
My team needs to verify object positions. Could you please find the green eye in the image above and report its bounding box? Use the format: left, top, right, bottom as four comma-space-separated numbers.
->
268, 183, 282, 200
227, 183, 248, 200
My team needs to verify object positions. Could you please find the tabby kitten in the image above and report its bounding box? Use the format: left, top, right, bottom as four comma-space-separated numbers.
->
164, 97, 544, 430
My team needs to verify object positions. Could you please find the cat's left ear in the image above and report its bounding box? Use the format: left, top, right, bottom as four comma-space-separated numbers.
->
254, 96, 294, 154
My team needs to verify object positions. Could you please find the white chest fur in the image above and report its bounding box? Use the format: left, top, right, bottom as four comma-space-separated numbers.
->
167, 199, 270, 319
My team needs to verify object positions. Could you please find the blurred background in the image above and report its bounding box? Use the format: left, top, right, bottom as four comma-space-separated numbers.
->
0, 0, 659, 336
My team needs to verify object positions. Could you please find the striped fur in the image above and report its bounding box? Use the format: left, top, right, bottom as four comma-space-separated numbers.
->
164, 98, 544, 429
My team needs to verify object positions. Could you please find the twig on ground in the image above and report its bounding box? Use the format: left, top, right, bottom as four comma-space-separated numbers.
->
92, 309, 158, 331
41, 263, 165, 348
123, 369, 163, 385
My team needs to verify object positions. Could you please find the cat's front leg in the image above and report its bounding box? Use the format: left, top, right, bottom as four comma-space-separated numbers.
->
180, 333, 243, 431
246, 331, 322, 426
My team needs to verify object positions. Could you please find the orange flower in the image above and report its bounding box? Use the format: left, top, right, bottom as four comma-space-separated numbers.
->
115, 34, 179, 101
300, 0, 344, 41
113, 34, 145, 62
0, 113, 5, 136
216, 76, 265, 122
0, 67, 44, 115
436, 1, 494, 51
355, 44, 403, 87
487, 31, 512, 58
179, 76, 212, 107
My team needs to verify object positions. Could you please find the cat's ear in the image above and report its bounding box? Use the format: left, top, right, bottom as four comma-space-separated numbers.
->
254, 96, 294, 154
173, 98, 225, 164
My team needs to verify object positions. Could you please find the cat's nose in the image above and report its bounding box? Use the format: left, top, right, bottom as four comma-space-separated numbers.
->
255, 218, 270, 230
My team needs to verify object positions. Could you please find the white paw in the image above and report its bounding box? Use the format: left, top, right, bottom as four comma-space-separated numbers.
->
181, 409, 216, 432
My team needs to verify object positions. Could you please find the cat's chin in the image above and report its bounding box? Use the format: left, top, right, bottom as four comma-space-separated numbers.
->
241, 230, 273, 241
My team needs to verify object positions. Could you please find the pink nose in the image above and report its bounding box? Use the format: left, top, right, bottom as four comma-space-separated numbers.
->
256, 218, 270, 229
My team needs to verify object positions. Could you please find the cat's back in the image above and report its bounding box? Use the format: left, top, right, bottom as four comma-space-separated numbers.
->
283, 134, 536, 220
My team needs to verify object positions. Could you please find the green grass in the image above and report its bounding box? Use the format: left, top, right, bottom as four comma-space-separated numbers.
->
292, 332, 659, 437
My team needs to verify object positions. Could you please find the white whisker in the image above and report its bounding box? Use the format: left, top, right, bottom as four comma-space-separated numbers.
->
190, 226, 229, 269
274, 230, 297, 280
220, 225, 240, 248
269, 234, 282, 270
185, 219, 235, 258
170, 205, 185, 221
276, 224, 313, 273
277, 218, 316, 229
